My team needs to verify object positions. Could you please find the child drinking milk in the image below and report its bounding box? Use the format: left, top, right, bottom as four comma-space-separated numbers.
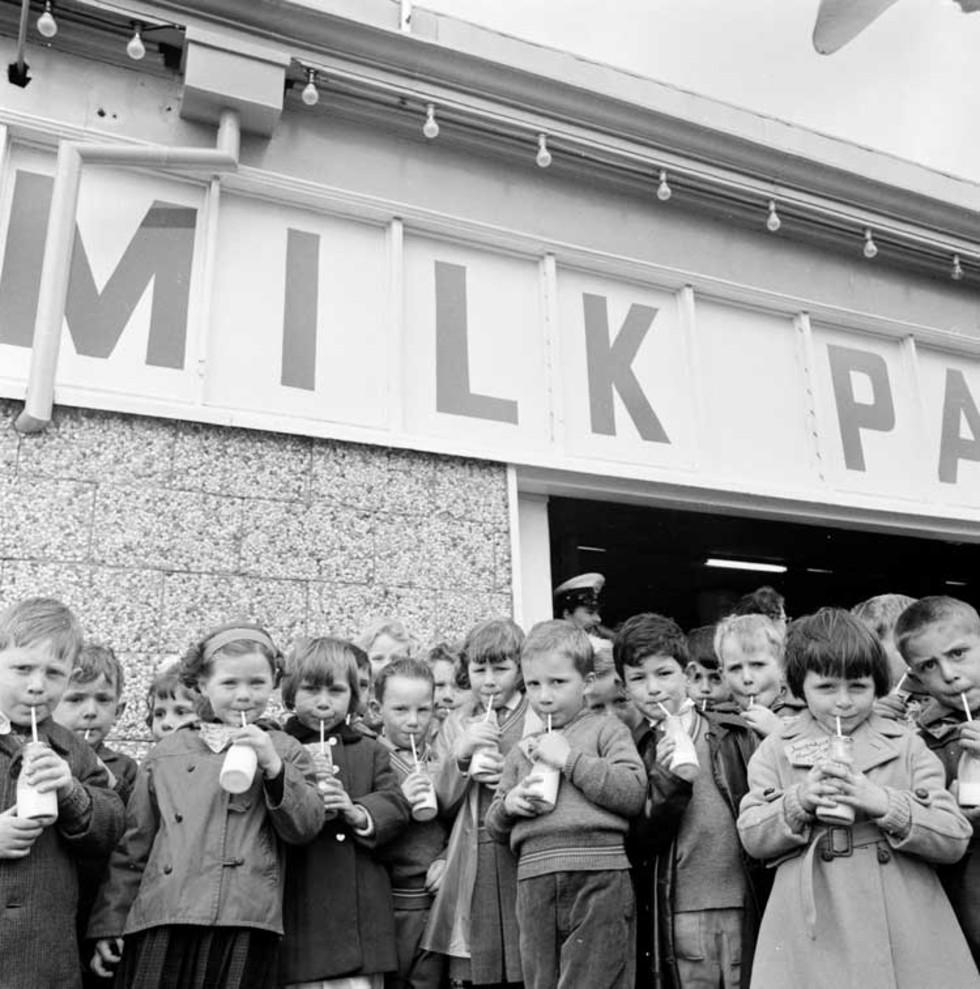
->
87, 621, 324, 989
737, 608, 978, 988
279, 636, 410, 989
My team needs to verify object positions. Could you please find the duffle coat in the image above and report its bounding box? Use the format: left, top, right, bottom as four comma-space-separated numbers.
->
87, 722, 323, 939
0, 719, 124, 989
279, 720, 411, 984
738, 711, 979, 989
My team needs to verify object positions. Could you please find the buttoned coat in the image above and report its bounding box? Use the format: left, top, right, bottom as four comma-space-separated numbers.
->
87, 723, 323, 939
279, 720, 411, 984
738, 711, 978, 989
0, 719, 124, 989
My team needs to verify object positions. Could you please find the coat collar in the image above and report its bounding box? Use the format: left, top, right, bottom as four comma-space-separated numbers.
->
284, 717, 362, 745
780, 710, 906, 773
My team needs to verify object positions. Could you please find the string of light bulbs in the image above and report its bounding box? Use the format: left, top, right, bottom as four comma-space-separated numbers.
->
285, 61, 973, 281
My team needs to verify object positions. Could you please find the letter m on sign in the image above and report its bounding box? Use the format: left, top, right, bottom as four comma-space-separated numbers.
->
0, 169, 196, 369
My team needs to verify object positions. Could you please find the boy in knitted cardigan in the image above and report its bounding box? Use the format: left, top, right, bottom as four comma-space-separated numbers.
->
486, 621, 646, 989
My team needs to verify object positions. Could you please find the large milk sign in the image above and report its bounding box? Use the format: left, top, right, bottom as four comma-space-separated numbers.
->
0, 153, 979, 515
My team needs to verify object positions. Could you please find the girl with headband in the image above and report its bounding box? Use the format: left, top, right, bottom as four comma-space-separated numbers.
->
87, 621, 324, 989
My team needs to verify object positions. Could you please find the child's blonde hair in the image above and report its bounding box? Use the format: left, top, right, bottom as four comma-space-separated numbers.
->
714, 614, 785, 665
0, 597, 83, 665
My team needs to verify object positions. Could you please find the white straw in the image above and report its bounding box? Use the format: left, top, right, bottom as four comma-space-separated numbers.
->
30, 705, 38, 744
656, 702, 672, 718
546, 714, 552, 733
409, 732, 420, 769
963, 693, 973, 723
835, 715, 843, 736
892, 671, 908, 695
84, 729, 91, 742
700, 699, 707, 713
319, 719, 325, 756
748, 694, 756, 707
484, 695, 496, 722
241, 711, 247, 728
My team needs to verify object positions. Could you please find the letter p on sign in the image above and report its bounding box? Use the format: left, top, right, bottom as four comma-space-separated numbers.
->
827, 344, 895, 472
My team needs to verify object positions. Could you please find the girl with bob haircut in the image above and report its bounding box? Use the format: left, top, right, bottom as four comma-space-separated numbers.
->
738, 608, 978, 989
88, 621, 323, 989
279, 637, 409, 989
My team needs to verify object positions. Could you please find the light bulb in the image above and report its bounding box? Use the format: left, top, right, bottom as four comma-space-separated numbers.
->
766, 200, 781, 233
301, 69, 319, 107
37, 2, 57, 38
423, 103, 439, 139
536, 134, 552, 169
126, 25, 146, 61
656, 169, 672, 202
863, 228, 878, 260
952, 254, 964, 281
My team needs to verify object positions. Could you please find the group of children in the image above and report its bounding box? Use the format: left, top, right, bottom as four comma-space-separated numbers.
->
4, 590, 980, 988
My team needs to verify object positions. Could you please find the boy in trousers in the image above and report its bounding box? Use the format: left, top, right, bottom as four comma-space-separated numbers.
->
486, 620, 646, 989
375, 658, 449, 989
617, 613, 769, 989
896, 595, 980, 965
0, 598, 124, 989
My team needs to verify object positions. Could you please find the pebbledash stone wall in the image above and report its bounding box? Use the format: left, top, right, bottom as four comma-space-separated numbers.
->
0, 399, 513, 751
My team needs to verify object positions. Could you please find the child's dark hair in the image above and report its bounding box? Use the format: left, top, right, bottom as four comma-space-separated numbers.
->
374, 657, 435, 704
180, 621, 282, 691
614, 613, 689, 678
281, 637, 361, 712
687, 625, 719, 671
784, 608, 890, 698
462, 618, 525, 667
144, 665, 199, 729
0, 597, 83, 665
522, 620, 594, 678
852, 594, 917, 642
731, 585, 786, 623
72, 642, 125, 698
894, 596, 980, 661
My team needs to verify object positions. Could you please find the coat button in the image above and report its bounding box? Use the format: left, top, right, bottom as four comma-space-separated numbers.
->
763, 787, 775, 796
174, 813, 183, 823
820, 849, 834, 862
163, 865, 173, 875
187, 764, 196, 773
914, 788, 928, 800
336, 833, 346, 842
877, 847, 891, 864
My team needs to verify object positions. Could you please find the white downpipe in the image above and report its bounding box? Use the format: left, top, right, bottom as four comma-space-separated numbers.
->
14, 109, 241, 433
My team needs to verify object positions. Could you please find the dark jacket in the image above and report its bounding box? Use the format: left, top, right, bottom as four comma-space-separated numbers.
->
918, 699, 980, 965
0, 719, 124, 989
628, 712, 770, 989
87, 722, 323, 938
279, 719, 412, 983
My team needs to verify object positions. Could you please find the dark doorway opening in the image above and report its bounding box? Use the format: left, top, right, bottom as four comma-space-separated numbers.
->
549, 497, 980, 631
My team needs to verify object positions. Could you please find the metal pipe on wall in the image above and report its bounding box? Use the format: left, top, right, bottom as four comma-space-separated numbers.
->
14, 108, 241, 434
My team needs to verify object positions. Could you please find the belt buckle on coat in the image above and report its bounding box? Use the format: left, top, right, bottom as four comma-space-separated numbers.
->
819, 825, 852, 860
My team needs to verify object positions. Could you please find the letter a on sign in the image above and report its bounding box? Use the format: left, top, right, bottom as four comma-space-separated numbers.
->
938, 369, 980, 485
582, 294, 669, 443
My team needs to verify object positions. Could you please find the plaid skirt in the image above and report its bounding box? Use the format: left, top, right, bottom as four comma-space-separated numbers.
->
116, 925, 279, 989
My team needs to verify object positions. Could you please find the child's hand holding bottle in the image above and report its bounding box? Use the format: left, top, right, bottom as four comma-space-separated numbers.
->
400, 769, 433, 807
318, 773, 369, 830
91, 937, 124, 978
0, 806, 43, 859
22, 745, 73, 797
230, 723, 283, 780
454, 720, 500, 763
741, 702, 782, 739
503, 777, 550, 818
